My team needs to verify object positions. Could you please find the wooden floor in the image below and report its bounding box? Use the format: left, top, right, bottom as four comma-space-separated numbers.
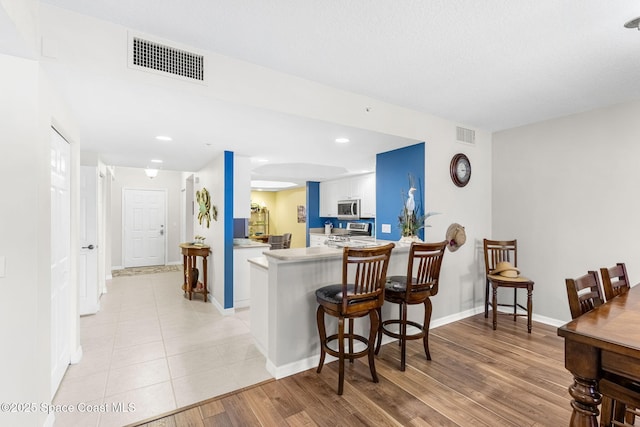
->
130, 313, 574, 427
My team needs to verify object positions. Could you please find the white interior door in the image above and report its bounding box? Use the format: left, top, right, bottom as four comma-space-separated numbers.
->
79, 166, 99, 315
124, 189, 166, 267
50, 128, 71, 397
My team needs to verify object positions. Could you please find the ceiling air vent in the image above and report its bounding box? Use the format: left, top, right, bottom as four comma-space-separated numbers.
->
129, 35, 205, 83
456, 126, 476, 145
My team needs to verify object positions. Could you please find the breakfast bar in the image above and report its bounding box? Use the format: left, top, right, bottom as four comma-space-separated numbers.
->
249, 242, 411, 379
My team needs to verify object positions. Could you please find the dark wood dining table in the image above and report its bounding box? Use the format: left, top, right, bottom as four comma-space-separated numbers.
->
557, 284, 640, 427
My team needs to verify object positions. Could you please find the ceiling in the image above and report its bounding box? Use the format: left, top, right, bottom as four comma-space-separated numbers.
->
19, 2, 640, 186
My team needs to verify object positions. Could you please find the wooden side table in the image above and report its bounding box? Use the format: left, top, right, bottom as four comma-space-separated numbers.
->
179, 243, 211, 301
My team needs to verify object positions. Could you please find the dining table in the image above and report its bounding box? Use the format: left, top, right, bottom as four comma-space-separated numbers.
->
557, 283, 640, 426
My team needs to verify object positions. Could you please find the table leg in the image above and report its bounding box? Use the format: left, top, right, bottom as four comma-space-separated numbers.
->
187, 256, 193, 300
202, 255, 208, 302
564, 340, 601, 427
182, 254, 187, 294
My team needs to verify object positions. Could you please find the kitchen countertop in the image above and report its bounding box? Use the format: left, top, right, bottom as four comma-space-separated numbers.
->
264, 239, 406, 261
233, 238, 270, 249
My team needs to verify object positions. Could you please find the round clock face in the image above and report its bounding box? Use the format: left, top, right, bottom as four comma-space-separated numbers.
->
450, 153, 471, 187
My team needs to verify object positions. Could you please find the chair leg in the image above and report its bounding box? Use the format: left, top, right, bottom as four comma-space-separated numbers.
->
398, 303, 402, 347
374, 307, 383, 355
423, 297, 433, 361
338, 317, 345, 395
484, 279, 490, 318
316, 306, 326, 373
368, 309, 379, 384
492, 284, 498, 330
400, 302, 407, 371
527, 286, 533, 333
348, 318, 354, 364
513, 288, 517, 321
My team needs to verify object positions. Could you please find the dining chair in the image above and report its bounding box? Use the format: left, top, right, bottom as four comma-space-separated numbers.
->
315, 243, 394, 395
268, 235, 285, 250
374, 241, 446, 371
564, 270, 634, 424
282, 233, 292, 249
601, 262, 631, 301
482, 239, 534, 332
565, 270, 604, 319
599, 375, 640, 427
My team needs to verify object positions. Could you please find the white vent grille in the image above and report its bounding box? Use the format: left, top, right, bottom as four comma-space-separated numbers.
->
130, 36, 204, 82
456, 126, 476, 144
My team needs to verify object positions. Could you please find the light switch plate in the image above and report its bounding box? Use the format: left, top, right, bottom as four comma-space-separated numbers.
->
381, 224, 391, 233
0, 256, 5, 277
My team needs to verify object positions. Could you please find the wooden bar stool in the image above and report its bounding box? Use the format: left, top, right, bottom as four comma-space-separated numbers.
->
315, 243, 394, 395
374, 241, 446, 371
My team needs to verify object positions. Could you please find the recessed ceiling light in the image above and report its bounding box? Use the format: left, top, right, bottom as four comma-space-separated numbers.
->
155, 135, 172, 141
150, 159, 163, 163
335, 138, 350, 143
251, 157, 269, 163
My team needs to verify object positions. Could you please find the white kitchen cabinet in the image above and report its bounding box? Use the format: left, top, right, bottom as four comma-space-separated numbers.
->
319, 179, 342, 217
319, 173, 376, 218
357, 173, 376, 217
233, 244, 269, 307
308, 234, 328, 247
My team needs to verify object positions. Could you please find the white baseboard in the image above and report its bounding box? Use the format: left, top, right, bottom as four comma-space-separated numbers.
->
211, 297, 235, 316
70, 345, 83, 364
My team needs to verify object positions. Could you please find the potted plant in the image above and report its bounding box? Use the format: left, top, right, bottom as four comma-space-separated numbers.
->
398, 176, 438, 242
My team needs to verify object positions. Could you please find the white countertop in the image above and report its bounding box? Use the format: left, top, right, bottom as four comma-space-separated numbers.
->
233, 238, 270, 249
264, 239, 407, 261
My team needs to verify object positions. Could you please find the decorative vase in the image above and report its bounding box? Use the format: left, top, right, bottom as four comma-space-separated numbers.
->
399, 235, 422, 243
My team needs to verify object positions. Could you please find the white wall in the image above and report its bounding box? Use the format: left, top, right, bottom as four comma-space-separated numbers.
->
193, 154, 228, 310
493, 100, 640, 323
0, 51, 81, 426
110, 167, 184, 268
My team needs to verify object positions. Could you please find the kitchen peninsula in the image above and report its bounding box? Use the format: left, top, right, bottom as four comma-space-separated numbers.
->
249, 241, 411, 379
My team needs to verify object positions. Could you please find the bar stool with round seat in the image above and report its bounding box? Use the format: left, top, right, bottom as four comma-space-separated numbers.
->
315, 243, 394, 395
374, 241, 447, 371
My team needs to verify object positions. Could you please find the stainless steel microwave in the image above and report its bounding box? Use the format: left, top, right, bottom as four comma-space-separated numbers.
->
337, 199, 360, 220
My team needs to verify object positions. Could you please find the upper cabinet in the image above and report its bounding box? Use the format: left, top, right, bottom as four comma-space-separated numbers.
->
320, 173, 376, 218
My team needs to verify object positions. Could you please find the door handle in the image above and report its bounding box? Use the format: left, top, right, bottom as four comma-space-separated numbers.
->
160, 229, 164, 236
82, 244, 95, 250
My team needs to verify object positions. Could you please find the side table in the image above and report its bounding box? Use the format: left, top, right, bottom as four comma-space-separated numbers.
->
179, 243, 211, 301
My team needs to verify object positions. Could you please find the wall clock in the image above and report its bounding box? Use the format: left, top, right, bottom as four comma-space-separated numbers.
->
450, 153, 471, 187
196, 188, 212, 227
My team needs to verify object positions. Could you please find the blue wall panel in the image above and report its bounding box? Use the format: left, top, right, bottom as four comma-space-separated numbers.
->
306, 181, 322, 246
224, 151, 234, 309
375, 143, 425, 241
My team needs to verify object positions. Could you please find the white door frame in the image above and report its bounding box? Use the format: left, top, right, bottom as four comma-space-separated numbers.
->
122, 188, 167, 267
50, 127, 71, 397
79, 166, 99, 315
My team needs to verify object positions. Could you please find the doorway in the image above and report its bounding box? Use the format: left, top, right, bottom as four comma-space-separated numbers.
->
123, 189, 167, 267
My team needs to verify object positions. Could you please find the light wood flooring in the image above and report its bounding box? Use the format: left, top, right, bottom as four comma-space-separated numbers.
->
130, 313, 574, 426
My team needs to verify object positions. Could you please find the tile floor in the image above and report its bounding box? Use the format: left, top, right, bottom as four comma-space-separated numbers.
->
52, 270, 272, 427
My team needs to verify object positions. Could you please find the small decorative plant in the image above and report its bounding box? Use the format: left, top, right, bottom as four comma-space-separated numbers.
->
398, 175, 439, 240
194, 235, 206, 245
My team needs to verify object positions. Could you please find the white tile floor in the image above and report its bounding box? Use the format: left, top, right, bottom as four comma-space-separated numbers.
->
52, 270, 272, 427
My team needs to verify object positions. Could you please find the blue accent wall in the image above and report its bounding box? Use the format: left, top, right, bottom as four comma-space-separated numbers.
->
224, 151, 234, 309
306, 181, 322, 246
375, 143, 425, 241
